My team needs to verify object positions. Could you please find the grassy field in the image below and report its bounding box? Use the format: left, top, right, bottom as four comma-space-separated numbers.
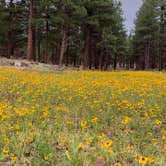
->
0, 68, 165, 166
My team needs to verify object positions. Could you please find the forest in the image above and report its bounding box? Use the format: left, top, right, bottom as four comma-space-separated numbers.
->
0, 0, 165, 70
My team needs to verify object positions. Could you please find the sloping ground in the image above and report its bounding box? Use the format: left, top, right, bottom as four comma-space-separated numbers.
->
0, 57, 75, 71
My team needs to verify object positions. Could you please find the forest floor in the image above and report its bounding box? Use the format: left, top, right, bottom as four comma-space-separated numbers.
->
1, 57, 165, 72
0, 57, 74, 71
0, 68, 165, 165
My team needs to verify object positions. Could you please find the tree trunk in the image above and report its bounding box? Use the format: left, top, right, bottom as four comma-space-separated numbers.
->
145, 41, 150, 70
82, 26, 90, 70
104, 53, 110, 71
113, 55, 117, 70
37, 27, 41, 62
159, 5, 165, 70
58, 29, 67, 67
7, 0, 14, 58
7, 31, 14, 58
45, 7, 49, 63
55, 44, 60, 64
32, 27, 36, 61
159, 53, 164, 71
94, 50, 100, 69
27, 0, 33, 61
99, 51, 104, 70
32, 2, 37, 61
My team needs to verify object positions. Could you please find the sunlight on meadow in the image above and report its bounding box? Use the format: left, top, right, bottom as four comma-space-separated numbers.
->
0, 68, 165, 165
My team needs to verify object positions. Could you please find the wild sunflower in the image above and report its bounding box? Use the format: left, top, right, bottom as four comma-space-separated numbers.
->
103, 140, 113, 148
81, 120, 87, 128
122, 116, 131, 125
139, 156, 148, 164
155, 119, 162, 125
98, 133, 105, 139
3, 148, 9, 154
91, 117, 98, 123
10, 155, 17, 161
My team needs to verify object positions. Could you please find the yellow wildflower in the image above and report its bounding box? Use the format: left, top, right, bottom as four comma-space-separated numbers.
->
98, 133, 105, 139
77, 143, 85, 151
103, 140, 113, 148
10, 155, 17, 161
98, 109, 104, 113
115, 162, 122, 166
162, 135, 166, 141
127, 145, 134, 150
3, 148, 9, 154
147, 157, 154, 164
44, 155, 49, 161
107, 149, 113, 153
139, 156, 148, 164
81, 120, 87, 128
91, 117, 98, 123
155, 120, 162, 125
122, 116, 131, 125
66, 120, 72, 125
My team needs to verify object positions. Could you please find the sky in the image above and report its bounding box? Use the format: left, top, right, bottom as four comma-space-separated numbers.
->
120, 0, 143, 34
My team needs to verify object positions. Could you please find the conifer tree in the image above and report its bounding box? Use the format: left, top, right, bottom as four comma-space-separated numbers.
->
132, 0, 165, 70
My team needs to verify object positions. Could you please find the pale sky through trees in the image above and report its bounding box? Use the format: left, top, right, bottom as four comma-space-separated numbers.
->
120, 0, 143, 34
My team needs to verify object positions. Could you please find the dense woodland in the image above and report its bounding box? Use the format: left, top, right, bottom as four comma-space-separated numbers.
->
0, 0, 165, 70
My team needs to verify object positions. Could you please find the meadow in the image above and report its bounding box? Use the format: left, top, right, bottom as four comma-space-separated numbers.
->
0, 68, 165, 166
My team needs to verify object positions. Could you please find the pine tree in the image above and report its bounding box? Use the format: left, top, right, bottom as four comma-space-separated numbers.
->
132, 0, 165, 70
158, 0, 166, 70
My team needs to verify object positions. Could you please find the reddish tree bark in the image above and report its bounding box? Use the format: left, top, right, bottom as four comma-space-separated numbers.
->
58, 29, 67, 67
27, 0, 33, 61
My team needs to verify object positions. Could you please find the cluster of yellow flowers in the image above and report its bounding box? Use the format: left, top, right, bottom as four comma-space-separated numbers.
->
0, 68, 165, 165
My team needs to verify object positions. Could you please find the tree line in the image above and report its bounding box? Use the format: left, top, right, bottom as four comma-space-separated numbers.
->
0, 0, 165, 70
